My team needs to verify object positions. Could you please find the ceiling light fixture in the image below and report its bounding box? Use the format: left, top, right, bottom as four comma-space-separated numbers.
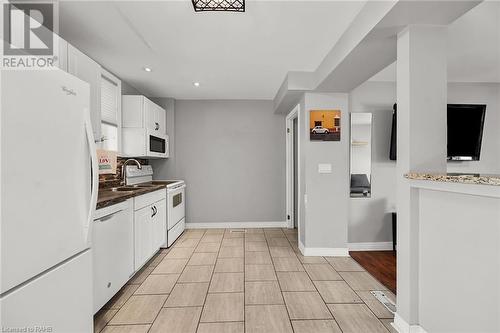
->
143, 67, 152, 72
193, 82, 201, 87
191, 0, 245, 12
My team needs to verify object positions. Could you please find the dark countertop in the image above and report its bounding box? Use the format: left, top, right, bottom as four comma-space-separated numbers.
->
405, 173, 500, 186
97, 183, 167, 210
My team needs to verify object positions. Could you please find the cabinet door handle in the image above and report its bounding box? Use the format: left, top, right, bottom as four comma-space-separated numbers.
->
96, 209, 123, 222
151, 206, 155, 218
155, 122, 159, 130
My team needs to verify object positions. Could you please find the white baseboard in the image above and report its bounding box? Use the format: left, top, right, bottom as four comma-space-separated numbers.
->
185, 221, 288, 229
297, 240, 348, 257
393, 313, 428, 333
301, 246, 349, 257
348, 241, 393, 251
298, 240, 305, 255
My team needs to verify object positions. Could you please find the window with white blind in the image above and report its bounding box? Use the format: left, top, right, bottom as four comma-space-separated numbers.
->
100, 72, 121, 152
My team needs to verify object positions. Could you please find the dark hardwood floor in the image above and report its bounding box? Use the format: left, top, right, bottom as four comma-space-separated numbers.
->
349, 250, 397, 294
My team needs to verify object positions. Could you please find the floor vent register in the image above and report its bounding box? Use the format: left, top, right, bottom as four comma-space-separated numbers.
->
371, 291, 396, 314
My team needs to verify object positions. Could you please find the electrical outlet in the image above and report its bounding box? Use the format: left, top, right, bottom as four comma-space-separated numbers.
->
318, 163, 332, 173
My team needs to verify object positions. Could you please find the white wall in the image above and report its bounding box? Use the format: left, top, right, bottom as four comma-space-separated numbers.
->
417, 187, 500, 332
301, 93, 350, 251
348, 81, 500, 244
160, 100, 286, 224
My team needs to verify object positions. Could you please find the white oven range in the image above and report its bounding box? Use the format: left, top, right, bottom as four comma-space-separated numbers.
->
125, 165, 186, 247
163, 180, 186, 247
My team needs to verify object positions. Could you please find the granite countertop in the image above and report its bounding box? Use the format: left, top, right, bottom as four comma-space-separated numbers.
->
405, 173, 500, 186
97, 183, 167, 209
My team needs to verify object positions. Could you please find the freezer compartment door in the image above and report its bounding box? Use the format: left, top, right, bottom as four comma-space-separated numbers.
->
1, 69, 96, 293
0, 250, 93, 333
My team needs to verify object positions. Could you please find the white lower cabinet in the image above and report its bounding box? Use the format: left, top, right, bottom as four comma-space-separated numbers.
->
153, 199, 167, 249
133, 189, 167, 271
134, 205, 154, 270
93, 200, 134, 314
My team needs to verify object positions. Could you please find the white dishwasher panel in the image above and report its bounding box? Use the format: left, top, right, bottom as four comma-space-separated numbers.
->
93, 200, 134, 313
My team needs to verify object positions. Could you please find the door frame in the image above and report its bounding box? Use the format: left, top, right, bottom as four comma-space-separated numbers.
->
285, 104, 300, 231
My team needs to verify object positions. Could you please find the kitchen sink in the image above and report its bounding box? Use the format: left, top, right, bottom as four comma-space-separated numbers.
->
109, 186, 142, 192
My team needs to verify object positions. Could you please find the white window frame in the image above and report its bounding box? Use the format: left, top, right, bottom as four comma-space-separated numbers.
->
100, 68, 122, 153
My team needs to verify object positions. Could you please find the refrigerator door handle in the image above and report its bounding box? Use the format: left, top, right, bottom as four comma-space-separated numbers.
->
84, 110, 98, 247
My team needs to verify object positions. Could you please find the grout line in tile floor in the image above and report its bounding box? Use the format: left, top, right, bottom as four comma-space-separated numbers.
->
266, 229, 295, 332
96, 228, 395, 333
195, 232, 219, 333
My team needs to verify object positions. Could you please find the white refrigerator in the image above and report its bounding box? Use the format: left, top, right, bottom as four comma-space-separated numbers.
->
0, 69, 98, 332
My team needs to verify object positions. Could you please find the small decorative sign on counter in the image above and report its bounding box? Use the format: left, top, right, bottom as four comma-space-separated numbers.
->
97, 149, 117, 175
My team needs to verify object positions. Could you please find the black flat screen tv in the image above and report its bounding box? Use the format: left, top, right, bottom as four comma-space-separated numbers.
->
388, 104, 486, 161
447, 104, 486, 161
389, 104, 397, 161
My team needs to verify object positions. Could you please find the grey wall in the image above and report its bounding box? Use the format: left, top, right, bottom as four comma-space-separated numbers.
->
301, 93, 350, 249
165, 100, 286, 224
447, 83, 500, 174
349, 82, 397, 244
348, 81, 500, 244
121, 81, 141, 95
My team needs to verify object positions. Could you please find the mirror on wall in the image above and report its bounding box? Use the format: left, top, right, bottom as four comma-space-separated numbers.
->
350, 113, 372, 198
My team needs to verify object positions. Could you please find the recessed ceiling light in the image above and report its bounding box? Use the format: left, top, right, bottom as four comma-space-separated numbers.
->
193, 82, 200, 87
143, 67, 152, 72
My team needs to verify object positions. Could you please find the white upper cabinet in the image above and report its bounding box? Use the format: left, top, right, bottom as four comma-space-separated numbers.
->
123, 96, 166, 135
144, 99, 166, 134
67, 44, 102, 142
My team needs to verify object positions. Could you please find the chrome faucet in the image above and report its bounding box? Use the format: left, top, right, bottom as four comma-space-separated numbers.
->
121, 159, 142, 185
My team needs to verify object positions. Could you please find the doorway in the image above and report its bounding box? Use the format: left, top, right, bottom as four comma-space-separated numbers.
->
286, 105, 300, 237
293, 117, 298, 228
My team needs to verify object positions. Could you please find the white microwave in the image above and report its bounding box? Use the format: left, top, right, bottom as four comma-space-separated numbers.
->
122, 128, 169, 158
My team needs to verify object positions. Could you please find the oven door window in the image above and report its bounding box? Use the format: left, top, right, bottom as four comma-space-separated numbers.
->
150, 135, 166, 153
173, 192, 182, 207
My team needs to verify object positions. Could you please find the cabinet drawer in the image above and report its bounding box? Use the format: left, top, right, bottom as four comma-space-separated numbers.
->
134, 189, 166, 210
168, 218, 185, 247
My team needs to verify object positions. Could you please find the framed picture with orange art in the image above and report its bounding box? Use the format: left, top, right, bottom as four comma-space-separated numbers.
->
309, 110, 341, 141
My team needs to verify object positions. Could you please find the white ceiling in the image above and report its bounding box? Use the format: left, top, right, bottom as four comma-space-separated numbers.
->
59, 0, 366, 99
369, 1, 500, 83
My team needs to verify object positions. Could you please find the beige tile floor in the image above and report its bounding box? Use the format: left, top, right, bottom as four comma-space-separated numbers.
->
95, 228, 396, 333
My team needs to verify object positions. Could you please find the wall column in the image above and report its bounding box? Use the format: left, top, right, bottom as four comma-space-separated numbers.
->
396, 25, 447, 327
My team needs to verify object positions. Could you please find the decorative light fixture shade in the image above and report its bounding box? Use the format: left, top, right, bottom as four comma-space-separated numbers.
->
192, 0, 245, 12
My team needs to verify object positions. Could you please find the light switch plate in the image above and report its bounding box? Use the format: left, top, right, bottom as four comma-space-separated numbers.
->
318, 163, 332, 174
